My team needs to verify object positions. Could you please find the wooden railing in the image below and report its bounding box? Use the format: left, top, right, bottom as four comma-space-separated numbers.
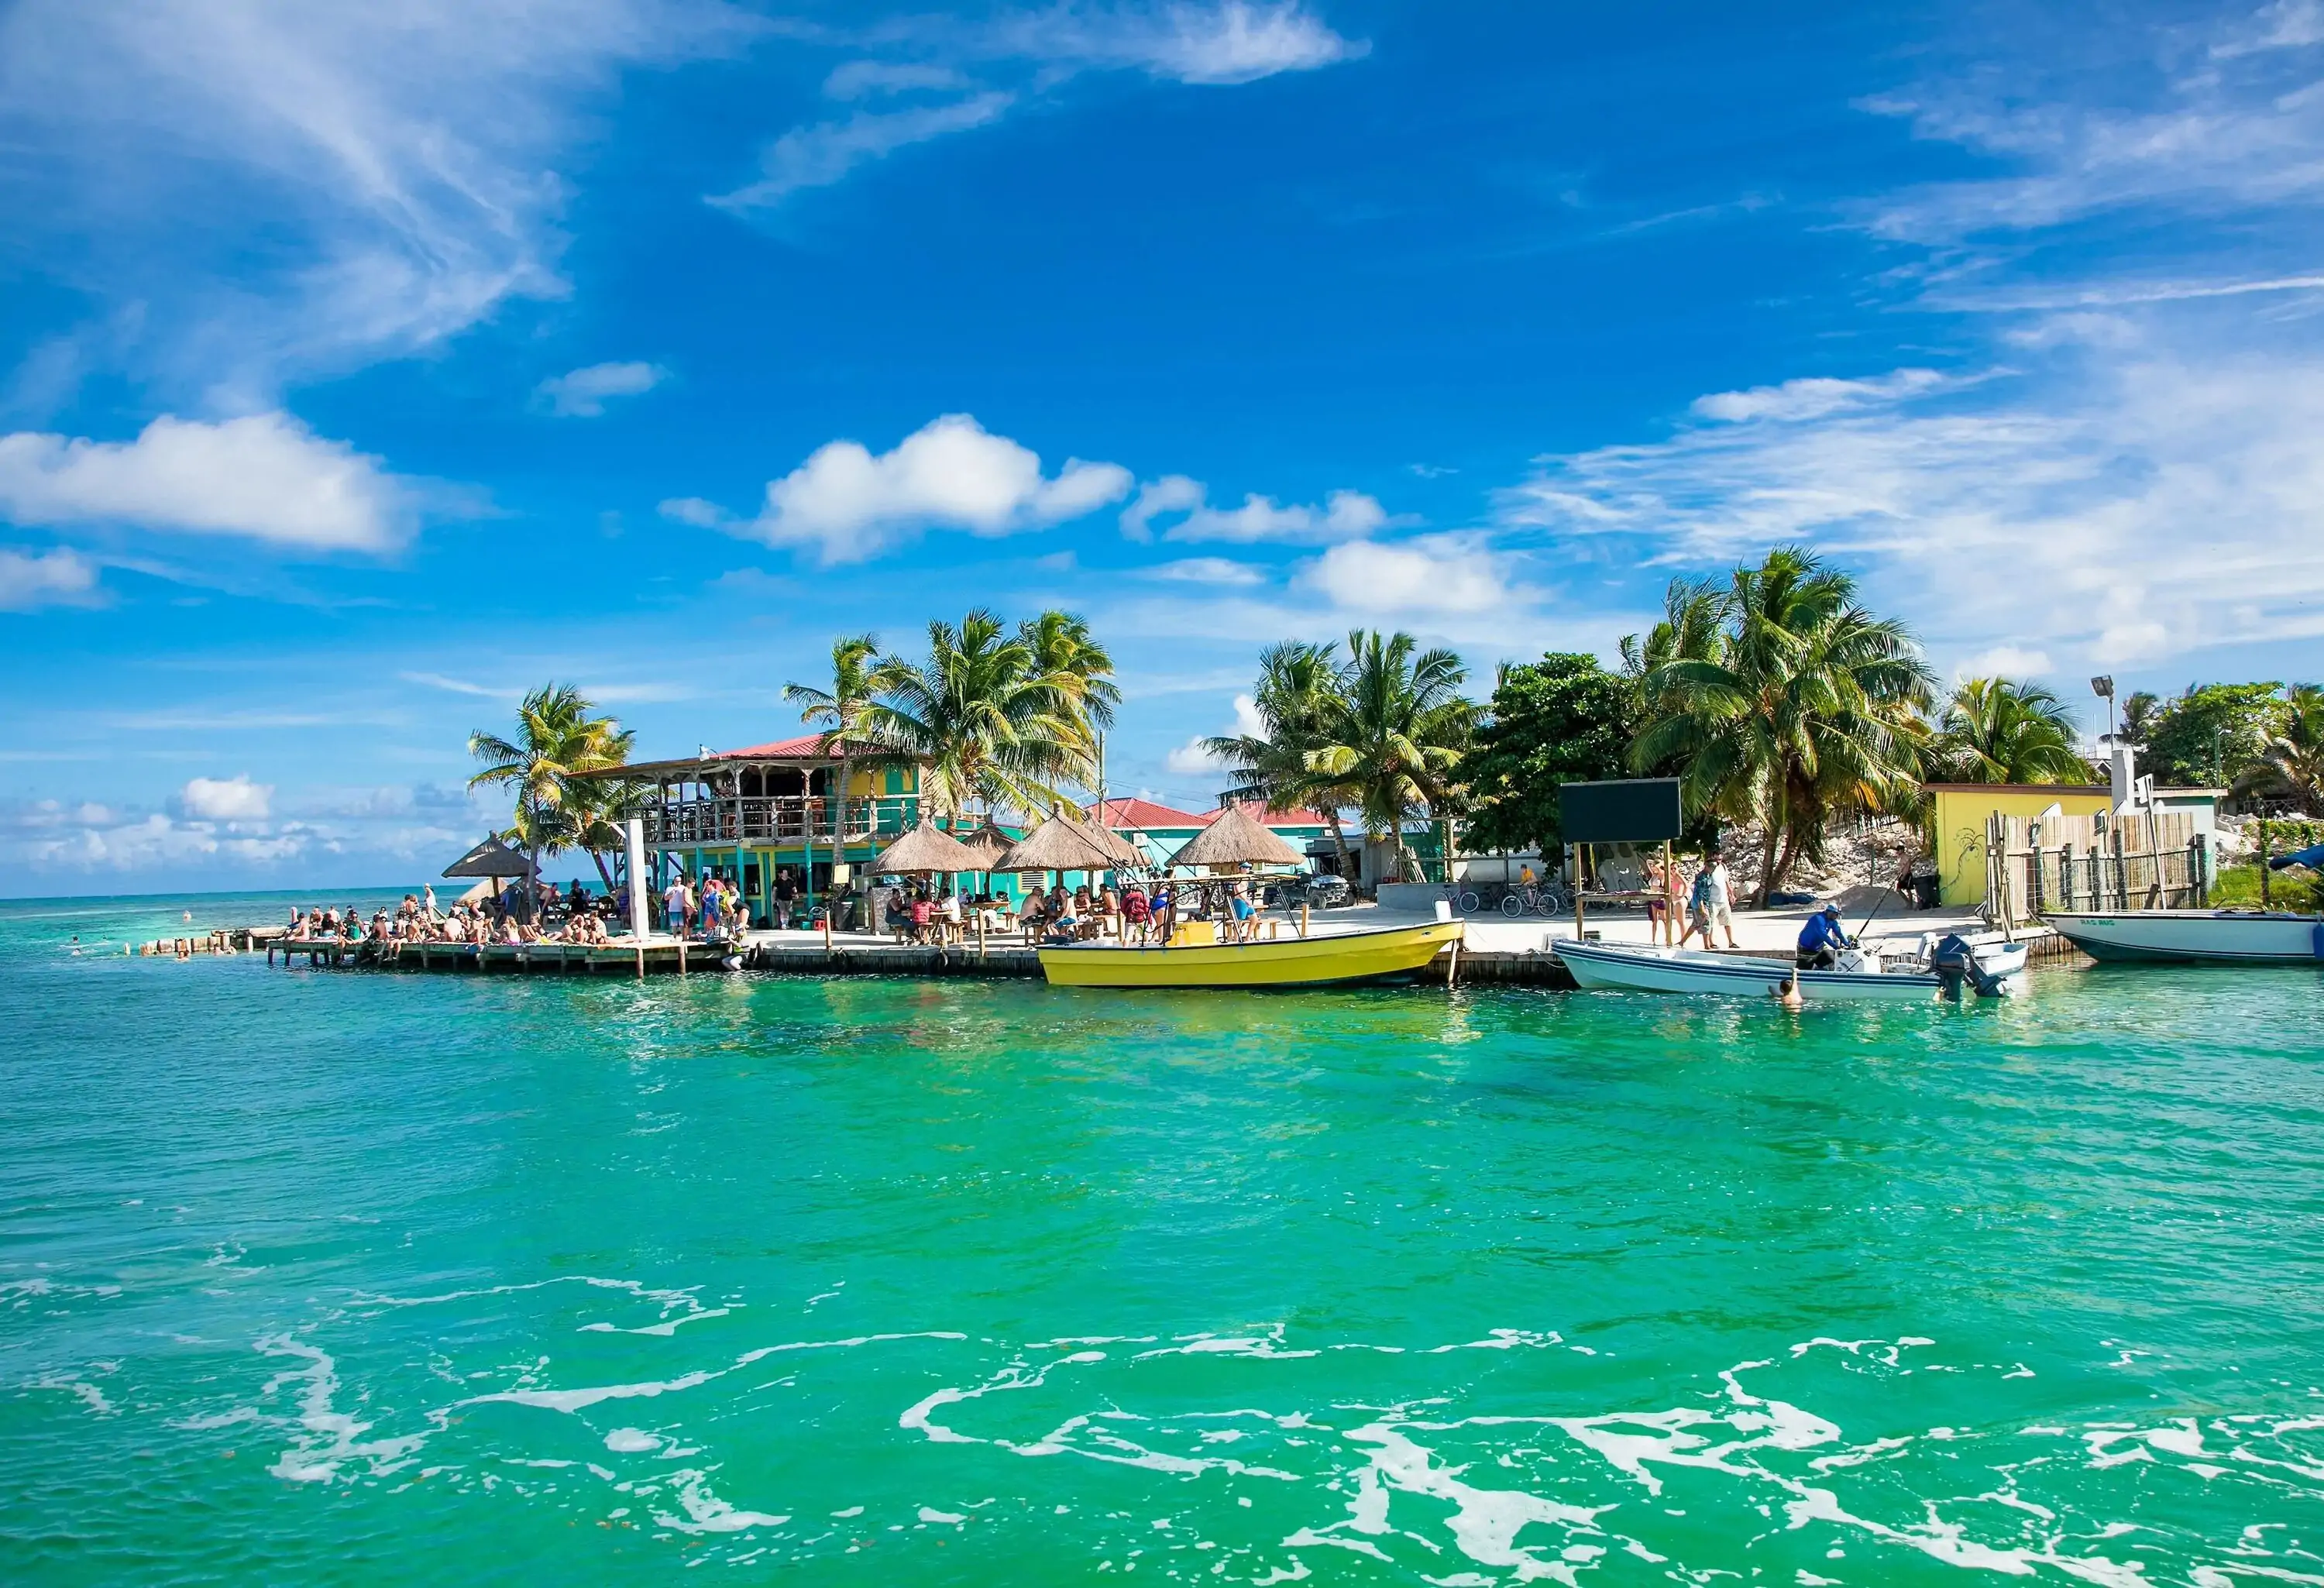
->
643, 795, 920, 848
1987, 809, 2208, 926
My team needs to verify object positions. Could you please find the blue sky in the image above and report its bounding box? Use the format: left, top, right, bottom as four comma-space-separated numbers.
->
5, 0, 2323, 892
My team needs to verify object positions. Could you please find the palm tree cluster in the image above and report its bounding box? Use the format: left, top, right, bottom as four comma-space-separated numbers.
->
786, 608, 1120, 823
1924, 676, 2089, 785
1205, 630, 1474, 883
466, 684, 638, 892
1628, 547, 1935, 902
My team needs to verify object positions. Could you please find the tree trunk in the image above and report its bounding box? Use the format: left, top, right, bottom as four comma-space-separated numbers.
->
592, 850, 616, 891
1755, 814, 1781, 909
1327, 814, 1356, 886
1767, 824, 1802, 904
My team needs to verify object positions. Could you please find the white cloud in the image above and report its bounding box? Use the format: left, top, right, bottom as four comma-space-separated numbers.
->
1162, 691, 1263, 775
713, 92, 1017, 210
0, 545, 100, 610
1958, 645, 2054, 680
0, 413, 421, 551
658, 497, 734, 529
737, 413, 1132, 564
535, 360, 669, 417
1500, 339, 2324, 669
823, 60, 972, 99
1298, 534, 1511, 616
1692, 369, 1947, 424
1119, 474, 1207, 540
0, 1, 754, 395
1164, 736, 1226, 775
1142, 555, 1267, 586
716, 4, 1360, 211
990, 2, 1366, 85
180, 774, 273, 821
1123, 476, 1389, 544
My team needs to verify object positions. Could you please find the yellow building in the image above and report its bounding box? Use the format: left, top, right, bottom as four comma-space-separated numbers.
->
1927, 783, 2114, 906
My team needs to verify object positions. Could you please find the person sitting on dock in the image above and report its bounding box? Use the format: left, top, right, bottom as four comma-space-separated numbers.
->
909, 889, 934, 944
1796, 905, 1852, 971
884, 885, 910, 943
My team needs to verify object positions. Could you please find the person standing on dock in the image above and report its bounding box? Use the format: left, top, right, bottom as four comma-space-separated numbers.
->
662, 874, 692, 939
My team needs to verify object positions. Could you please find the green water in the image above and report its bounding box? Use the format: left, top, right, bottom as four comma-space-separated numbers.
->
5, 892, 2322, 1584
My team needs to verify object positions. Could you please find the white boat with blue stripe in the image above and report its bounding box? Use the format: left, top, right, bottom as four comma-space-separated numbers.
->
1553, 937, 2026, 1002
2043, 909, 2324, 965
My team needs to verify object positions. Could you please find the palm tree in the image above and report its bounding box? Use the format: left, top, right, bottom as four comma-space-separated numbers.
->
2120, 689, 2163, 747
1303, 630, 1474, 883
1930, 677, 2089, 785
2233, 682, 2324, 813
1018, 609, 1119, 797
467, 684, 635, 900
1205, 639, 1361, 878
862, 610, 1082, 820
785, 634, 883, 862
1631, 547, 1933, 904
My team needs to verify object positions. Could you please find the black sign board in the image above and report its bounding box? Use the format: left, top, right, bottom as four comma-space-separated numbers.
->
1558, 778, 1683, 846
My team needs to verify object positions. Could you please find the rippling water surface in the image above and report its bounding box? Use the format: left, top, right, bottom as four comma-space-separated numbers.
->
5, 892, 2322, 1585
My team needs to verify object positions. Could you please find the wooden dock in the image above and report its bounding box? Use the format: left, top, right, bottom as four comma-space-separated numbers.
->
209, 918, 2071, 988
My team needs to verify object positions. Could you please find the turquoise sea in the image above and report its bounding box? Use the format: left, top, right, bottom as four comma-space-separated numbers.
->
4, 891, 2322, 1585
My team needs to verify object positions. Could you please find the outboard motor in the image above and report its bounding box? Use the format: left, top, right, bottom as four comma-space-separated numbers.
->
1930, 933, 2007, 999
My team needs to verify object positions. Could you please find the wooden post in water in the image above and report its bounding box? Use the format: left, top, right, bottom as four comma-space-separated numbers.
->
2260, 819, 2272, 906
1573, 844, 1588, 943
1444, 933, 1459, 987
1299, 903, 1310, 939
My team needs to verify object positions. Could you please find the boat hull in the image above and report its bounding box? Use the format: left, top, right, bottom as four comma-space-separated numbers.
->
1037, 920, 1463, 988
1555, 940, 1949, 1002
2044, 910, 2324, 964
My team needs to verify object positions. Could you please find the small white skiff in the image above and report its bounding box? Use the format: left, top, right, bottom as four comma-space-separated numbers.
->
2044, 909, 2323, 965
1554, 937, 2025, 1002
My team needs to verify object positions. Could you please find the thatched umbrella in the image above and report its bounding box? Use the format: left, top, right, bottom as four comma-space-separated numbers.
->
442, 837, 533, 878
866, 819, 985, 877
1077, 809, 1147, 867
993, 811, 1119, 877
955, 822, 1016, 868
1168, 804, 1302, 871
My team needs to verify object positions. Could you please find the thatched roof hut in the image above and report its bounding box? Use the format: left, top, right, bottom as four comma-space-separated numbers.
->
993, 812, 1119, 875
955, 823, 1016, 868
867, 819, 985, 876
1070, 809, 1146, 866
1167, 804, 1302, 870
443, 837, 533, 878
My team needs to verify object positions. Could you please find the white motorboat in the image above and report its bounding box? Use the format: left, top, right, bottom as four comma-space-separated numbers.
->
1554, 937, 2024, 1002
2043, 909, 2323, 965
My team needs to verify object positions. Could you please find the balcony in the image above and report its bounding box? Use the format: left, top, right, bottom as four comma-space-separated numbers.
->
641, 795, 921, 850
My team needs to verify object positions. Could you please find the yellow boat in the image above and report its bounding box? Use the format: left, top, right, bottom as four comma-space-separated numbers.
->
1037, 919, 1464, 989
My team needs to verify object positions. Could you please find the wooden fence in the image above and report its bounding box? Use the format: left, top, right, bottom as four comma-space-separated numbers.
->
1984, 809, 2208, 930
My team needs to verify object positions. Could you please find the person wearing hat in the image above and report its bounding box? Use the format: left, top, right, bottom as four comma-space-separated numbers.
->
1796, 903, 1853, 971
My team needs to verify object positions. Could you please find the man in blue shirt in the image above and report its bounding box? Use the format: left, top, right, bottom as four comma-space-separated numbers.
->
1796, 904, 1851, 970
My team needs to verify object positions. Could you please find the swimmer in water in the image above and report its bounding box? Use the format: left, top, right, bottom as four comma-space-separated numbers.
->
1772, 974, 1803, 1009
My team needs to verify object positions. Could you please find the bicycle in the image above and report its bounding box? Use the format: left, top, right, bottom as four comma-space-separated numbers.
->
1501, 882, 1572, 918
1438, 879, 1481, 914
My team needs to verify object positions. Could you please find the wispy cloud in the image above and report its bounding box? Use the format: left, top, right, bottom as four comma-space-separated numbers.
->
714, 2, 1362, 211
1499, 338, 2324, 667
713, 92, 1019, 210
534, 360, 670, 418
0, 545, 101, 610
0, 0, 758, 397
1119, 474, 1391, 543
